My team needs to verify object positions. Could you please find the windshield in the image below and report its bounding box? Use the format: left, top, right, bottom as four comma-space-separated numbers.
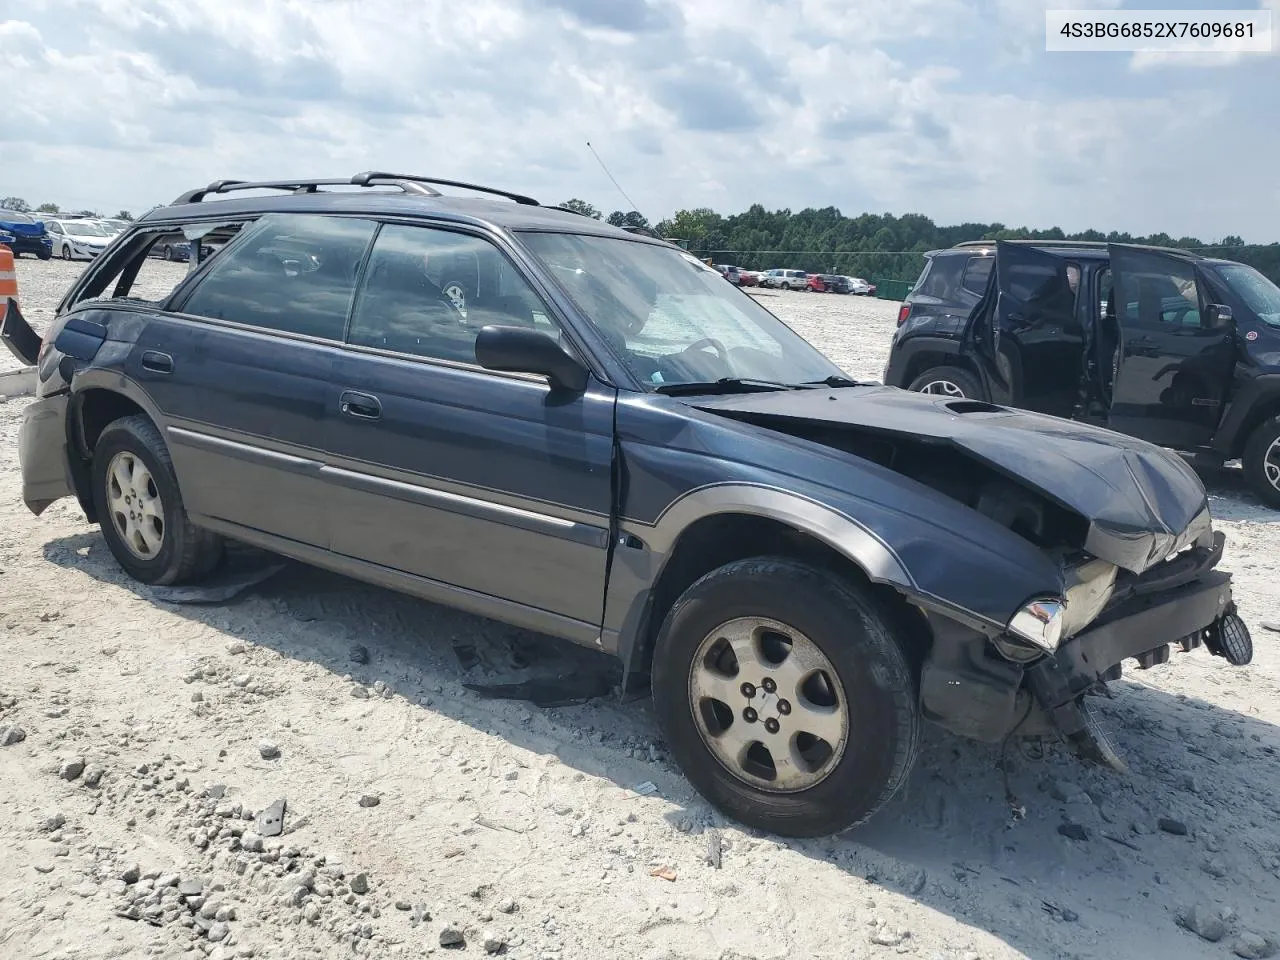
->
519, 232, 844, 389
2, 211, 35, 223
1216, 263, 1280, 326
68, 221, 108, 237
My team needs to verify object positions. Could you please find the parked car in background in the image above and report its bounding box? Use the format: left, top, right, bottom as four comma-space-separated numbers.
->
761, 268, 808, 291
5, 171, 1253, 838
0, 210, 53, 259
0, 228, 16, 251
715, 264, 738, 284
737, 269, 760, 287
148, 239, 215, 262
44, 218, 113, 261
845, 277, 875, 296
100, 219, 131, 235
884, 238, 1280, 507
808, 274, 850, 294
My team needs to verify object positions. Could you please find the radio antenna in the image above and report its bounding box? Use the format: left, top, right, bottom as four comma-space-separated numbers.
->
586, 141, 644, 216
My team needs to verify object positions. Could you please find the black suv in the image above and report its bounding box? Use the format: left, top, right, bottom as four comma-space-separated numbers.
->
2, 176, 1256, 837
884, 240, 1280, 507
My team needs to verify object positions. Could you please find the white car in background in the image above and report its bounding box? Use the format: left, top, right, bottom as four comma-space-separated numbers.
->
99, 218, 130, 235
43, 218, 113, 260
845, 276, 874, 295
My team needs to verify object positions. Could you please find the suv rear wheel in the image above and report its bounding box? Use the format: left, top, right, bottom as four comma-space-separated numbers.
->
1242, 416, 1280, 509
91, 414, 224, 585
907, 365, 984, 399
651, 557, 920, 837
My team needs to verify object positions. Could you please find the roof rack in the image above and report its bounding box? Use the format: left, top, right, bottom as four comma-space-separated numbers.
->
172, 172, 540, 207
952, 239, 1111, 249
951, 238, 1200, 258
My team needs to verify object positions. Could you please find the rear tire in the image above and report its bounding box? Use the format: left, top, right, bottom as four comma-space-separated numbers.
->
907, 365, 984, 400
1242, 416, 1280, 509
651, 557, 920, 837
91, 415, 224, 585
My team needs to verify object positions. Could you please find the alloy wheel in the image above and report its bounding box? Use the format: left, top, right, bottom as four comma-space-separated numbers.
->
688, 616, 848, 793
1265, 437, 1280, 493
106, 451, 165, 560
918, 379, 966, 397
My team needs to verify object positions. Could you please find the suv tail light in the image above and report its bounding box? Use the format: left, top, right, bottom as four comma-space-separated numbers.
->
897, 303, 912, 326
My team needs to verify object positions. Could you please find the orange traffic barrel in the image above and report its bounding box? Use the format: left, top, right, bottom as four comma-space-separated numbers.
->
0, 245, 17, 327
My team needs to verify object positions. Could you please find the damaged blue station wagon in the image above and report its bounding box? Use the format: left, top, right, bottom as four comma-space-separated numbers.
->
2, 173, 1255, 837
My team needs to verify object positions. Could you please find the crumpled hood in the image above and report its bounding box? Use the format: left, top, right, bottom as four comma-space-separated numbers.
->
691, 385, 1212, 574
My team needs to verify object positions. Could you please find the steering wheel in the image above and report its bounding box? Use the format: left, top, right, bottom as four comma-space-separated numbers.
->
681, 337, 729, 364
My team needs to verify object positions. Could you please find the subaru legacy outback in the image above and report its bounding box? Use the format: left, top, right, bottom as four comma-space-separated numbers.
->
885, 239, 1280, 508
4, 174, 1255, 837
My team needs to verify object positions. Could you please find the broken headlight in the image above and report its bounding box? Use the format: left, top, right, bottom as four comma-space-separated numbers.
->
1061, 558, 1118, 638
1007, 598, 1066, 654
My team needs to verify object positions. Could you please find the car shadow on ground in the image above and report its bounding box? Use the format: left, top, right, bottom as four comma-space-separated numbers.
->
40, 531, 1280, 960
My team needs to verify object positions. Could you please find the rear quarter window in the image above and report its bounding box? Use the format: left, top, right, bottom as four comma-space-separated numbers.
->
914, 255, 967, 300
960, 256, 994, 296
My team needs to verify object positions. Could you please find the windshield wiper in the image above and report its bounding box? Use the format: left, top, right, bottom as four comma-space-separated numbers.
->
799, 375, 863, 388
653, 377, 798, 396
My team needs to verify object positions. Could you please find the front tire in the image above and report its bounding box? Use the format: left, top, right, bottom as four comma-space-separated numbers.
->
651, 558, 920, 837
907, 365, 984, 399
91, 415, 224, 585
37, 248, 52, 261
61, 245, 72, 261
1242, 416, 1280, 509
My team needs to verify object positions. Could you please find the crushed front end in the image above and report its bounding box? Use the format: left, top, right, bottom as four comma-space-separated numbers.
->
919, 516, 1252, 767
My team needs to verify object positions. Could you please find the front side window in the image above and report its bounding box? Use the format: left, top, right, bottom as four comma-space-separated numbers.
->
180, 214, 376, 340
1116, 256, 1201, 329
1216, 263, 1280, 327
347, 225, 556, 364
520, 232, 844, 388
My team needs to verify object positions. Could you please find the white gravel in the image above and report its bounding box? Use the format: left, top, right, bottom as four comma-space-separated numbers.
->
1, 263, 1279, 960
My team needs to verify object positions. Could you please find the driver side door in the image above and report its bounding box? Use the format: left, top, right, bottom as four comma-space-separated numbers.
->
1107, 245, 1235, 450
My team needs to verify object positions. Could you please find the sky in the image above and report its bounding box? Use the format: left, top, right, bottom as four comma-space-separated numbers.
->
3, 0, 1278, 242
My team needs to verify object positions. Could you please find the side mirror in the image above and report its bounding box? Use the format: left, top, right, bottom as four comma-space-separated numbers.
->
475, 325, 589, 392
1205, 303, 1233, 327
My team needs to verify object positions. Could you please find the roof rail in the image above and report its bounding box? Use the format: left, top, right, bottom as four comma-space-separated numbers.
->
349, 172, 539, 206
951, 239, 1111, 249
171, 172, 540, 207
951, 238, 1201, 258
171, 177, 433, 205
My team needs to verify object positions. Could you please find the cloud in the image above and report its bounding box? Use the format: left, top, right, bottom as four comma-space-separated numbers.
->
4, 0, 1279, 241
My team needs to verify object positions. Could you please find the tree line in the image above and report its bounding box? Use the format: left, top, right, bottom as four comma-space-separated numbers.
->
1, 197, 134, 220
557, 199, 1280, 284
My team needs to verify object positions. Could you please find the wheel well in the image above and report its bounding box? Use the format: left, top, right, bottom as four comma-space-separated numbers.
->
68, 389, 149, 521
633, 513, 931, 681
1231, 394, 1280, 459
903, 350, 976, 389
76, 389, 147, 456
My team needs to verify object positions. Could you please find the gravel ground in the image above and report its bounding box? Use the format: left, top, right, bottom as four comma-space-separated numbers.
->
1, 260, 1279, 960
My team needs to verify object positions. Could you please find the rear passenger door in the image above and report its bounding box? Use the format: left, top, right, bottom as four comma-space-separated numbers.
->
151, 214, 377, 547
322, 223, 616, 639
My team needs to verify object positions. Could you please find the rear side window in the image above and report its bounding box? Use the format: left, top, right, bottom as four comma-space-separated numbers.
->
960, 256, 993, 295
179, 214, 376, 340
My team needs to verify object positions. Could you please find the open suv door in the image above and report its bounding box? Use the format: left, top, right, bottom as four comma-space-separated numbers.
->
1107, 244, 1236, 451
966, 241, 1083, 419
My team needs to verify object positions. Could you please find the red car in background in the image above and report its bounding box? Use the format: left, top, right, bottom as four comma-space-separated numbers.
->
737, 269, 760, 287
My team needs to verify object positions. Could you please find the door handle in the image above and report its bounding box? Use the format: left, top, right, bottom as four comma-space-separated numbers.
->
141, 351, 173, 374
339, 390, 381, 421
